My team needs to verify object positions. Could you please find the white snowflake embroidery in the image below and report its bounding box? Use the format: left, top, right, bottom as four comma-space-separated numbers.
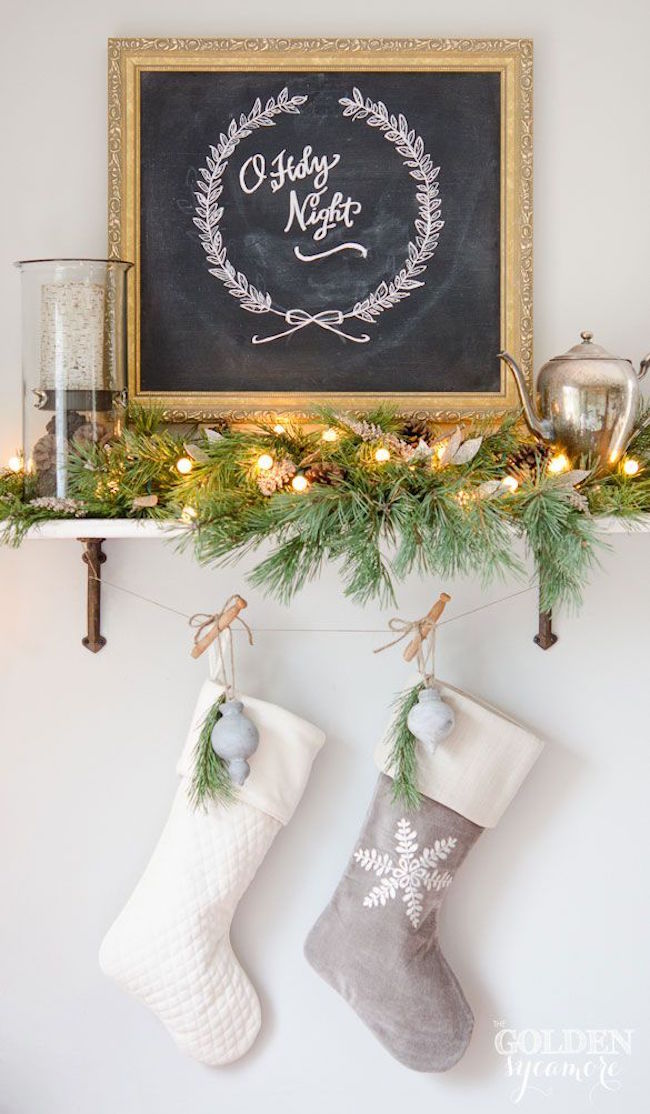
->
354, 819, 457, 929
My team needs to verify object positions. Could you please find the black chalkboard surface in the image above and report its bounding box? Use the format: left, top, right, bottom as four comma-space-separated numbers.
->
138, 69, 501, 398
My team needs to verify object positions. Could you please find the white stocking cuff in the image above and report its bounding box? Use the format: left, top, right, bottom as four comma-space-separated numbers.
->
375, 682, 544, 828
178, 680, 326, 826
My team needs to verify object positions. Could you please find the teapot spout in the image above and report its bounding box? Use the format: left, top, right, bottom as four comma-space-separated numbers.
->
638, 352, 650, 380
498, 351, 553, 441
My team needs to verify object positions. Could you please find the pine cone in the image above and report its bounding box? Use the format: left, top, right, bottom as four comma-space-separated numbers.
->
305, 461, 344, 486
336, 413, 411, 459
35, 468, 57, 497
256, 457, 296, 496
72, 421, 110, 447
32, 433, 58, 472
46, 410, 85, 437
400, 417, 432, 446
507, 442, 550, 481
336, 414, 379, 441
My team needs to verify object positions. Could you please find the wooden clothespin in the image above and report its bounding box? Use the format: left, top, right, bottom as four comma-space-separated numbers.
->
403, 592, 451, 662
190, 595, 248, 659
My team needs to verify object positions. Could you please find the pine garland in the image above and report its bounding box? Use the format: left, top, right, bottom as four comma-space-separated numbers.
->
188, 694, 235, 809
2, 404, 650, 612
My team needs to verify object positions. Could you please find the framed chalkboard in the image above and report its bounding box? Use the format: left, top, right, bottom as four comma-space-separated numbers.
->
109, 38, 533, 420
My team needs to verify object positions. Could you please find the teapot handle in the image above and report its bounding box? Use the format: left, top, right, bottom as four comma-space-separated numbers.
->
638, 353, 650, 381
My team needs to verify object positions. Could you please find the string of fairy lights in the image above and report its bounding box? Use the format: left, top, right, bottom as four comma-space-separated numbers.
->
3, 416, 643, 515
162, 423, 642, 503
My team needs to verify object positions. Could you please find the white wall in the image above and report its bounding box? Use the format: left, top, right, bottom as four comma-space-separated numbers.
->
1, 2, 649, 1112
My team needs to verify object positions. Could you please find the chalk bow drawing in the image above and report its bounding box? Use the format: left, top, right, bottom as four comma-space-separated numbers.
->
194, 86, 444, 345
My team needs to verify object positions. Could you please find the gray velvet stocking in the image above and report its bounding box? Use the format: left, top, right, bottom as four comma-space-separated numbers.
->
305, 774, 483, 1071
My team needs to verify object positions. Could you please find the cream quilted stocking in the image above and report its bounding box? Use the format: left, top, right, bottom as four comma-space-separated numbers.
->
100, 678, 325, 1065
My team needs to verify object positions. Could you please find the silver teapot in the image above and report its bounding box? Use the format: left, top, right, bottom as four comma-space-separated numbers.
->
499, 332, 649, 462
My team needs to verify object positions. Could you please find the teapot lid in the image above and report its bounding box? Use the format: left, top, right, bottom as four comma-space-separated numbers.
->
552, 331, 629, 362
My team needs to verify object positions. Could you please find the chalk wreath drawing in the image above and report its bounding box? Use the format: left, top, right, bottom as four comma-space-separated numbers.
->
194, 86, 444, 345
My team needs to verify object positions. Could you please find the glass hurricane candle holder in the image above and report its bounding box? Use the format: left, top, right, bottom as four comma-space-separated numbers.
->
14, 258, 132, 497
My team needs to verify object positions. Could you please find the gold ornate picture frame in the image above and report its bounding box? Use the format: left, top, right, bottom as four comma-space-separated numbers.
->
108, 37, 532, 421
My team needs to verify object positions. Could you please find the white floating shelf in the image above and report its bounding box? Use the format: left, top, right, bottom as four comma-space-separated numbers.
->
585, 515, 650, 533
25, 519, 184, 540
23, 514, 650, 541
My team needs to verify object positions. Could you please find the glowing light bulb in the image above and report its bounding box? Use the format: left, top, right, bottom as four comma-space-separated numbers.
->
7, 455, 22, 473
374, 447, 391, 463
322, 427, 339, 443
623, 458, 640, 476
272, 424, 286, 435
181, 505, 197, 523
256, 453, 274, 471
502, 475, 519, 492
291, 472, 309, 492
176, 456, 193, 475
548, 452, 570, 475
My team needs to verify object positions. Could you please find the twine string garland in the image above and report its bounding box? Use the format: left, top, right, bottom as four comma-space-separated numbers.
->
81, 567, 533, 637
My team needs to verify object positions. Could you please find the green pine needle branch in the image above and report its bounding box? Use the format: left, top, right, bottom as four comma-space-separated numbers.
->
385, 682, 425, 809
187, 694, 235, 810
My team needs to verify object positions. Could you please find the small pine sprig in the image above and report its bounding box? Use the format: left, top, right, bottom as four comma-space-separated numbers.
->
188, 694, 235, 810
126, 402, 166, 436
0, 467, 31, 502
513, 471, 602, 612
385, 682, 424, 809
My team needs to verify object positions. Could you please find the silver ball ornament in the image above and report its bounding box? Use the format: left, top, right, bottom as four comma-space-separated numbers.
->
210, 699, 260, 785
406, 686, 455, 755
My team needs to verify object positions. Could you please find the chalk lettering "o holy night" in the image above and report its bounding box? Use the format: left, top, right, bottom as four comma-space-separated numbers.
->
239, 145, 362, 244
